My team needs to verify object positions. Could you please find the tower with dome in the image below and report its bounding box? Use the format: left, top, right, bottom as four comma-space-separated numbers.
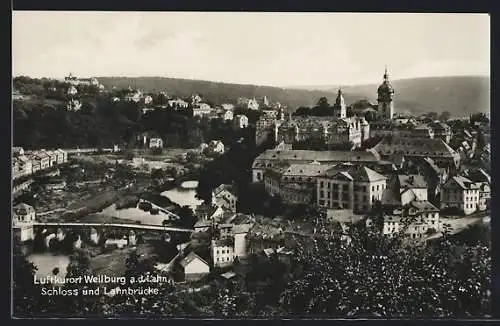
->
377, 67, 395, 120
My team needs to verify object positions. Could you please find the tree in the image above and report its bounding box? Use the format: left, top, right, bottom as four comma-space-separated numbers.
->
316, 97, 330, 109
177, 206, 196, 229
12, 238, 41, 317
439, 111, 451, 121
125, 250, 141, 283
426, 112, 439, 121
62, 249, 100, 315
280, 222, 491, 318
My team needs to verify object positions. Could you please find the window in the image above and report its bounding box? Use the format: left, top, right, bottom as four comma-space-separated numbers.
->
363, 186, 367, 192
372, 186, 375, 191
217, 258, 220, 262
217, 250, 219, 254
319, 200, 325, 206
343, 184, 348, 191
320, 181, 324, 188
320, 191, 324, 198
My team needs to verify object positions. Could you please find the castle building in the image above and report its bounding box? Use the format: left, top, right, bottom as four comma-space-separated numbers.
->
377, 67, 395, 120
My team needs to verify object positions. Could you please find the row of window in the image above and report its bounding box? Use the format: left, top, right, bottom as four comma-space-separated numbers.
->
216, 257, 232, 263
216, 249, 231, 255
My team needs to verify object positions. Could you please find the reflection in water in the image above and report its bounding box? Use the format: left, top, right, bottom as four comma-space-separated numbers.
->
28, 253, 71, 278
161, 180, 203, 210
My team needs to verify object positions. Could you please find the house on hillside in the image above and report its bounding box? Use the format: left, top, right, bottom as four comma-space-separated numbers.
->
233, 114, 249, 130
206, 140, 225, 154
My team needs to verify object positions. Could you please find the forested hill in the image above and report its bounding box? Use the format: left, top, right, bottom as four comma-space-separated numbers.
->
296, 76, 490, 117
98, 75, 490, 117
97, 77, 351, 110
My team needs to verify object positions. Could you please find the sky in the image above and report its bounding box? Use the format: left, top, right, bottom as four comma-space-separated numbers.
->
12, 12, 490, 87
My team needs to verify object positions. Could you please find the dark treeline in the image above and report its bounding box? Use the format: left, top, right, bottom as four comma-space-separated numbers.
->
13, 77, 256, 149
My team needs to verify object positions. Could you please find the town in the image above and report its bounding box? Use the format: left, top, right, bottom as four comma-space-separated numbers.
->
12, 68, 491, 318
12, 11, 491, 320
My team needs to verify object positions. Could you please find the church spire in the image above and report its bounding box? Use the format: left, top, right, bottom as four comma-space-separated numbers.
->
384, 65, 389, 82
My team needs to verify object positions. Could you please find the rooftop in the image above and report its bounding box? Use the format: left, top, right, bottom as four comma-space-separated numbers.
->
213, 184, 237, 197
253, 149, 380, 167
283, 163, 333, 177
407, 200, 439, 213
180, 251, 209, 268
323, 165, 386, 182
373, 137, 458, 158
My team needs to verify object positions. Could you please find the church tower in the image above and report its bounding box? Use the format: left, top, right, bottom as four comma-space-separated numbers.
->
332, 88, 347, 119
377, 67, 395, 120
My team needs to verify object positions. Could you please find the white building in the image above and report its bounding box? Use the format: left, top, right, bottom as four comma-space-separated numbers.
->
222, 109, 234, 121
247, 98, 260, 111
12, 203, 36, 242
233, 114, 249, 130
193, 103, 212, 117
149, 138, 163, 149
67, 86, 78, 96
207, 140, 225, 154
317, 165, 387, 214
180, 252, 210, 281
211, 238, 235, 268
440, 176, 481, 215
377, 200, 440, 240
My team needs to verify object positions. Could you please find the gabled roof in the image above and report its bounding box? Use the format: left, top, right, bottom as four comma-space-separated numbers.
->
213, 184, 237, 197
13, 203, 35, 215
465, 168, 491, 184
408, 200, 439, 212
194, 219, 212, 228
448, 176, 481, 190
180, 251, 209, 268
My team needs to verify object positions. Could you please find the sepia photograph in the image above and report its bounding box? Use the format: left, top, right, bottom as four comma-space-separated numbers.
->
11, 11, 491, 318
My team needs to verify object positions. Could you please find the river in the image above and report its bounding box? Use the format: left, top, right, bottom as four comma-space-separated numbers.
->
161, 180, 203, 210
25, 180, 202, 278
28, 253, 71, 278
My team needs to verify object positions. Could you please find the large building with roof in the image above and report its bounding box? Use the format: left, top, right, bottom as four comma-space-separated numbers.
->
440, 176, 482, 215
372, 136, 460, 170
316, 164, 387, 214
252, 149, 381, 183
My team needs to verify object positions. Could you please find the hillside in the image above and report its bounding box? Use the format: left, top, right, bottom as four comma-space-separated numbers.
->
97, 75, 490, 118
98, 76, 338, 110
